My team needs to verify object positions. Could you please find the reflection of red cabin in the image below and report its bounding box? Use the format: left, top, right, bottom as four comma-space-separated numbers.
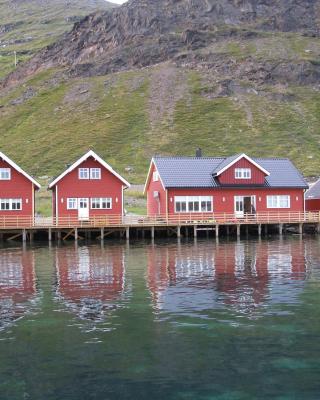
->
147, 240, 306, 312
144, 153, 307, 218
0, 151, 40, 220
49, 150, 130, 222
0, 250, 36, 326
56, 246, 125, 319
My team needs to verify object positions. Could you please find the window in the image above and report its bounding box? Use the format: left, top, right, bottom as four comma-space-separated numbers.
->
267, 195, 290, 209
235, 168, 251, 179
90, 168, 101, 180
0, 168, 10, 180
67, 198, 77, 210
79, 168, 89, 179
91, 198, 112, 209
175, 196, 212, 213
153, 171, 159, 182
0, 198, 22, 211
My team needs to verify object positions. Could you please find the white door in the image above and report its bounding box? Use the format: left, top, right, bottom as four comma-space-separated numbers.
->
78, 198, 89, 221
234, 196, 244, 218
234, 196, 256, 218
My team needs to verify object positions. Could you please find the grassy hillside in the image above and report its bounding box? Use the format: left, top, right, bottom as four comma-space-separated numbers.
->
0, 0, 115, 79
1, 31, 320, 185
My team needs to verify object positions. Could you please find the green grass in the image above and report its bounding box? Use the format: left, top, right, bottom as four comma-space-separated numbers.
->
0, 63, 320, 185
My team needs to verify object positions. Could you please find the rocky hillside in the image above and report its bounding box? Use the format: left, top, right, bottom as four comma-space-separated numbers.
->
0, 0, 320, 182
0, 0, 116, 78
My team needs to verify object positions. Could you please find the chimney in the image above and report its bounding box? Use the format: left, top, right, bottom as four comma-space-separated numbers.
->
195, 148, 202, 158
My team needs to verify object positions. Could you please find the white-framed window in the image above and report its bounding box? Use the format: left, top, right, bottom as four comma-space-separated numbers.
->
67, 198, 77, 210
90, 168, 101, 179
0, 168, 11, 180
175, 196, 213, 213
91, 198, 112, 209
153, 171, 159, 182
79, 168, 89, 179
267, 195, 290, 209
235, 168, 251, 179
0, 198, 22, 211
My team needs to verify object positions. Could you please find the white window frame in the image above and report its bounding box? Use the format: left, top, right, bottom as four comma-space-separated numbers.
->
267, 195, 290, 209
90, 168, 101, 180
67, 198, 78, 210
91, 197, 112, 210
153, 171, 159, 182
235, 168, 251, 179
0, 198, 22, 211
174, 196, 213, 213
0, 168, 11, 180
79, 168, 89, 179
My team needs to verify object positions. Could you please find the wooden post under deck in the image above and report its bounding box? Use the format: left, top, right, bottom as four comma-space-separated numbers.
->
237, 224, 240, 238
299, 223, 303, 235
48, 228, 52, 242
279, 224, 283, 236
74, 227, 78, 241
151, 226, 155, 239
215, 225, 219, 239
126, 227, 130, 240
194, 225, 197, 238
177, 226, 181, 238
258, 224, 262, 237
22, 229, 27, 242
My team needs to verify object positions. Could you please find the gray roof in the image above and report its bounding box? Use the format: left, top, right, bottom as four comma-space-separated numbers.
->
153, 156, 308, 189
305, 179, 320, 199
212, 154, 241, 175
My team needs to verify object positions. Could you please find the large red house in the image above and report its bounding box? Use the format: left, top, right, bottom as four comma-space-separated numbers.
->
0, 151, 40, 220
144, 152, 308, 218
49, 150, 130, 221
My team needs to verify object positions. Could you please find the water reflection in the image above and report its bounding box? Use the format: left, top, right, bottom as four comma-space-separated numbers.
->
147, 239, 307, 318
0, 248, 38, 330
55, 245, 126, 323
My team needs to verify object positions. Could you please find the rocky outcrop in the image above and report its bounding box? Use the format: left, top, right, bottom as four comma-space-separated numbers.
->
2, 0, 320, 87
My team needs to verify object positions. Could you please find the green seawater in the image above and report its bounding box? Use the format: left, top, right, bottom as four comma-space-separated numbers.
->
0, 237, 319, 399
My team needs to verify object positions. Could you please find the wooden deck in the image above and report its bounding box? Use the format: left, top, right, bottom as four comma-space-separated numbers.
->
0, 212, 319, 241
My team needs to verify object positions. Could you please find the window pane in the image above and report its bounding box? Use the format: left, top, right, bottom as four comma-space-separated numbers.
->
194, 201, 199, 212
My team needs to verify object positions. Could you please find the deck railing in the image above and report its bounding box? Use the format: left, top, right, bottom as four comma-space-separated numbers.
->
0, 212, 320, 229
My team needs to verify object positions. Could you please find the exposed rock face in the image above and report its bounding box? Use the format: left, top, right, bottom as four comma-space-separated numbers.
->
3, 0, 320, 87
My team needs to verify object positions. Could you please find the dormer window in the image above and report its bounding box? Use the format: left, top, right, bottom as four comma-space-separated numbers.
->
90, 168, 101, 179
0, 168, 11, 180
79, 168, 89, 179
153, 171, 159, 182
235, 168, 251, 179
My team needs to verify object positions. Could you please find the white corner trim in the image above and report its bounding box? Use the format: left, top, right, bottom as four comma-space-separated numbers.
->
216, 153, 270, 177
48, 150, 130, 189
0, 151, 41, 188
143, 159, 166, 194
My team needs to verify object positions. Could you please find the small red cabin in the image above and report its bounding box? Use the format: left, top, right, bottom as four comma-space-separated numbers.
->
49, 150, 130, 222
0, 151, 40, 221
144, 153, 308, 219
305, 179, 320, 211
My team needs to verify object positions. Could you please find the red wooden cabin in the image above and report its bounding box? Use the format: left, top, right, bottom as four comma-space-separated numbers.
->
0, 151, 41, 221
49, 150, 130, 222
144, 152, 308, 219
305, 179, 320, 211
